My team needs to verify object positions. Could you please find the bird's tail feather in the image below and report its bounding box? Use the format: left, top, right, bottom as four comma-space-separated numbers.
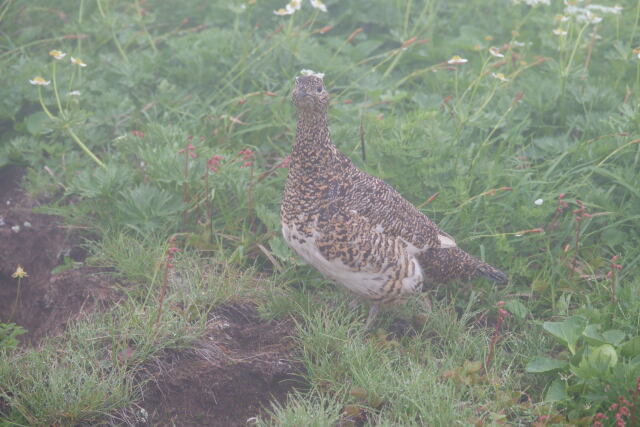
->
477, 263, 508, 284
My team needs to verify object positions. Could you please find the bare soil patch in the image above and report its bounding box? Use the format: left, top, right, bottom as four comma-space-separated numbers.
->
0, 166, 303, 424
0, 165, 116, 343
141, 303, 303, 426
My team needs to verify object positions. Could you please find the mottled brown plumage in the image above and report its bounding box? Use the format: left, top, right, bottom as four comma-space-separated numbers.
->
281, 73, 507, 328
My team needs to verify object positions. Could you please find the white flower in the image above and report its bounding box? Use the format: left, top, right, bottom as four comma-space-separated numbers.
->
511, 40, 526, 47
274, 0, 301, 15
300, 69, 325, 78
553, 28, 568, 36
447, 55, 468, 64
513, 0, 550, 6
273, 7, 293, 15
565, 3, 610, 24
70, 56, 87, 67
587, 4, 622, 15
489, 47, 504, 58
49, 50, 66, 60
309, 0, 327, 12
491, 72, 509, 82
534, 198, 544, 206
288, 0, 302, 10
29, 76, 51, 86
583, 11, 602, 24
68, 90, 81, 96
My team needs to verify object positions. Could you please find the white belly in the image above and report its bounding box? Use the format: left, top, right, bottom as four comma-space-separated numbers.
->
282, 222, 423, 299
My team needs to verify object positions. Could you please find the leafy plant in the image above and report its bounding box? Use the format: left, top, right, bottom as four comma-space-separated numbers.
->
0, 323, 26, 351
527, 315, 640, 420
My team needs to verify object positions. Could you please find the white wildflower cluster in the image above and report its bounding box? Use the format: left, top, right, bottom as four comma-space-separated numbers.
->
564, 1, 622, 25
447, 55, 468, 65
512, 0, 550, 6
274, 0, 327, 15
29, 49, 88, 88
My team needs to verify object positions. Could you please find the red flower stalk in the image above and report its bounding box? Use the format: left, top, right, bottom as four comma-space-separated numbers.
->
485, 301, 509, 371
131, 130, 145, 138
607, 255, 622, 303
239, 148, 254, 161
155, 242, 180, 328
207, 155, 223, 173
179, 143, 197, 159
570, 199, 590, 275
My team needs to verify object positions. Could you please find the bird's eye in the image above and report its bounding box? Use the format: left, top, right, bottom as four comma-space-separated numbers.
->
316, 86, 323, 93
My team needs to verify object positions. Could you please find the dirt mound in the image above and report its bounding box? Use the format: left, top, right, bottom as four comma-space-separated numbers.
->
0, 166, 116, 343
1, 167, 303, 424
141, 303, 303, 426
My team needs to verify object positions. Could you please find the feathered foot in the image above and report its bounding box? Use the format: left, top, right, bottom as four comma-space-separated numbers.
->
364, 303, 381, 330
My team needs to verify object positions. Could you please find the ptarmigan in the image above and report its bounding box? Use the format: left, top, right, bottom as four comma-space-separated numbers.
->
281, 71, 507, 329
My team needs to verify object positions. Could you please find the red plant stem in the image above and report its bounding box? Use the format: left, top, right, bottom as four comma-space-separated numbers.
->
182, 151, 190, 230
485, 303, 508, 371
610, 256, 621, 305
246, 165, 255, 230
571, 220, 582, 276
204, 172, 213, 244
611, 266, 617, 304
154, 261, 170, 328
570, 200, 587, 277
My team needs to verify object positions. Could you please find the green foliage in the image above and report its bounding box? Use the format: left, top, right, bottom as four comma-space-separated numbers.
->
1, 0, 640, 424
0, 323, 26, 351
0, 253, 263, 425
257, 391, 343, 427
527, 315, 640, 419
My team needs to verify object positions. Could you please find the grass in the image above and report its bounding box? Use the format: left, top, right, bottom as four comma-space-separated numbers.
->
1, 0, 640, 424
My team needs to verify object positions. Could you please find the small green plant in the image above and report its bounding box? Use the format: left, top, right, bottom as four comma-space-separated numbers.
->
28, 49, 105, 169
527, 315, 640, 421
8, 265, 28, 322
0, 323, 26, 351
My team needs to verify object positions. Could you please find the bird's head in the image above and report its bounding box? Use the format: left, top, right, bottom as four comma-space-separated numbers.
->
292, 72, 329, 113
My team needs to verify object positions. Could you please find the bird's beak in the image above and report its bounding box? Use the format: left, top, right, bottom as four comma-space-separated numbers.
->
294, 89, 308, 103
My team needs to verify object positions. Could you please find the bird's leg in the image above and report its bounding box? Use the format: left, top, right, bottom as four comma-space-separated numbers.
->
364, 303, 381, 330
421, 293, 432, 313
348, 296, 361, 310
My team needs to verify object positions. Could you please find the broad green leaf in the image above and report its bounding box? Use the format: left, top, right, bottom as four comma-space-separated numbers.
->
269, 236, 304, 265
580, 344, 618, 377
583, 324, 605, 344
25, 111, 52, 135
504, 300, 528, 320
544, 379, 568, 402
621, 337, 640, 358
602, 330, 626, 346
543, 316, 588, 355
526, 356, 568, 373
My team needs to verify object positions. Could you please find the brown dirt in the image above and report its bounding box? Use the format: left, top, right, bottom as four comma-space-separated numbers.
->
140, 303, 304, 426
0, 166, 117, 343
0, 166, 304, 425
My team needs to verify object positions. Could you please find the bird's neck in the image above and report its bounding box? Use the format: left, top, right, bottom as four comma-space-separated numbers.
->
292, 110, 335, 164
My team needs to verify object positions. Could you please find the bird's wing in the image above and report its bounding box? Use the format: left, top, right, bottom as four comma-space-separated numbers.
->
315, 206, 411, 274
337, 167, 457, 252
